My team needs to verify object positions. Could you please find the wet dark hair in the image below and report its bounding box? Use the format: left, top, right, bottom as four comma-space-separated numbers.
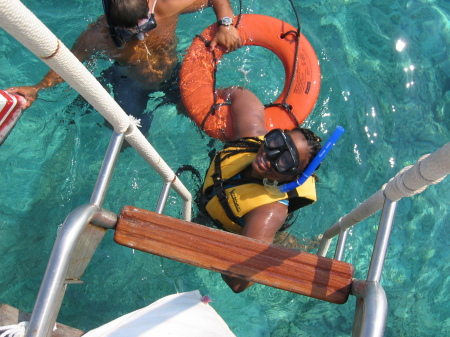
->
289, 127, 322, 171
110, 0, 149, 27
222, 137, 262, 158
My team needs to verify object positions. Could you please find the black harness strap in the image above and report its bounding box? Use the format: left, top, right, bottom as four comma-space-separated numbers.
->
102, 0, 123, 48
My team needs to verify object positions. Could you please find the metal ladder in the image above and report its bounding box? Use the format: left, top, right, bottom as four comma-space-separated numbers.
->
317, 142, 450, 336
25, 130, 193, 337
26, 125, 450, 337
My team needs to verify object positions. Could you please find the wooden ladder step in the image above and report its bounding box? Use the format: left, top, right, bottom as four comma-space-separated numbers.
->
114, 206, 354, 304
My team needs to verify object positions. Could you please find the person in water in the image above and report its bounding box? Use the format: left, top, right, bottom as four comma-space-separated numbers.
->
200, 86, 322, 293
5, 0, 241, 133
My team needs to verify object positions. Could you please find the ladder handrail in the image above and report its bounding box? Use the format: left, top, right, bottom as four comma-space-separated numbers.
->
0, 0, 192, 221
318, 142, 450, 257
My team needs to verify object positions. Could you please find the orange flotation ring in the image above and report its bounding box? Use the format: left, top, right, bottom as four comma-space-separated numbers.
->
180, 14, 321, 141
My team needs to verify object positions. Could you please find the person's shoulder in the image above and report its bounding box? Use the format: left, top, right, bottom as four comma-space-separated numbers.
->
155, 0, 209, 18
85, 15, 108, 32
72, 15, 112, 55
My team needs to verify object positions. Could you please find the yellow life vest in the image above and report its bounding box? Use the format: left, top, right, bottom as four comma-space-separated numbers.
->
202, 138, 317, 234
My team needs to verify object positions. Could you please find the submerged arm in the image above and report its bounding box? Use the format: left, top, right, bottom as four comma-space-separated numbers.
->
222, 202, 288, 293
6, 19, 103, 109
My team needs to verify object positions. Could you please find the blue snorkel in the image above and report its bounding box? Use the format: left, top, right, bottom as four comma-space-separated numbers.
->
281, 126, 345, 192
265, 126, 345, 195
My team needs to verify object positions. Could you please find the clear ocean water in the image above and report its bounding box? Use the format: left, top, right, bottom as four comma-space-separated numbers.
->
1, 0, 449, 336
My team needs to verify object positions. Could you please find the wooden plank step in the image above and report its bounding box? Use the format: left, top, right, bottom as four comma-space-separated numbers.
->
114, 206, 354, 304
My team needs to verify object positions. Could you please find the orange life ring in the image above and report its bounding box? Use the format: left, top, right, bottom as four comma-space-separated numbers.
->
180, 14, 321, 141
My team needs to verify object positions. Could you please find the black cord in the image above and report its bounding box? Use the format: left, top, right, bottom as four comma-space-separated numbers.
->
263, 0, 303, 126
199, 0, 303, 131
288, 0, 301, 32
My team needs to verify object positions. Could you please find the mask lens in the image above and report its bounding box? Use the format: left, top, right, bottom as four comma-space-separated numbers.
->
265, 130, 285, 149
266, 148, 281, 161
276, 150, 296, 173
139, 13, 157, 33
264, 129, 301, 175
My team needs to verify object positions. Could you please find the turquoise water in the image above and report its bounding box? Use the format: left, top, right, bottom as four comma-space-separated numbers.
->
1, 0, 449, 336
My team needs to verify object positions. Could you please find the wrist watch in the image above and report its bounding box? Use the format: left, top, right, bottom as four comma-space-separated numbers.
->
217, 16, 233, 26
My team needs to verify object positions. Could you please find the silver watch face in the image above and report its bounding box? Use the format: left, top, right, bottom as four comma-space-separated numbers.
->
220, 17, 233, 26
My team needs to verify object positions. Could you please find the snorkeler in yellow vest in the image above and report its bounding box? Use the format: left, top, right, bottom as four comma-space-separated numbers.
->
202, 136, 318, 234
199, 86, 323, 293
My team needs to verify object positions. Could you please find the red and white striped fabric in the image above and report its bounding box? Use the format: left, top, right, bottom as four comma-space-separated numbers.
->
0, 90, 26, 145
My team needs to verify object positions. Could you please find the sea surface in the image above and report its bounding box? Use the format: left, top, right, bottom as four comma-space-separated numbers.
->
1, 0, 449, 336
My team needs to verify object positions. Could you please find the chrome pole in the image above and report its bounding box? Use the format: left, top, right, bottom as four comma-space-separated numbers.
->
26, 204, 101, 337
156, 180, 173, 214
334, 228, 349, 261
90, 131, 125, 207
352, 280, 388, 337
367, 198, 398, 282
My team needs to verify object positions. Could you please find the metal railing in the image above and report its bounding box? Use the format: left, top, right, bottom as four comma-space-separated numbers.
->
0, 2, 194, 336
0, 0, 193, 221
318, 142, 450, 259
317, 142, 450, 336
26, 129, 189, 337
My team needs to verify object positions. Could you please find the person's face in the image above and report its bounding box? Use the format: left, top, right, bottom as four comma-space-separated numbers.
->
252, 129, 311, 182
113, 0, 158, 43
114, 12, 157, 43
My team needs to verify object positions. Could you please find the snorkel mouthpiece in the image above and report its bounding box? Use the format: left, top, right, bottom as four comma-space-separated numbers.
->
265, 126, 345, 196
